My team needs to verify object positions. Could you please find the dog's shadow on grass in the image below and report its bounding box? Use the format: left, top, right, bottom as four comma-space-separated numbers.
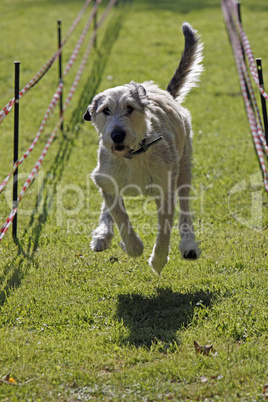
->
116, 287, 215, 347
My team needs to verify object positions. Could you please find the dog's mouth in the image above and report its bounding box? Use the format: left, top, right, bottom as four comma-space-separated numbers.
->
111, 144, 131, 156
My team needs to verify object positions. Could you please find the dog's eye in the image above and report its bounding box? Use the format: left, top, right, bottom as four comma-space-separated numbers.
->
126, 105, 134, 115
102, 108, 111, 116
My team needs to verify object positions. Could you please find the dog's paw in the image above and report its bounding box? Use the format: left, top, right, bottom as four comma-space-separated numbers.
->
148, 252, 168, 275
183, 249, 198, 260
120, 238, 144, 257
91, 237, 111, 252
91, 223, 114, 253
180, 238, 201, 260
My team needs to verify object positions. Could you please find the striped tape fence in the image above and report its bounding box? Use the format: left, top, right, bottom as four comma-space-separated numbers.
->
0, 0, 118, 242
0, 0, 101, 197
0, 0, 93, 126
221, 0, 268, 192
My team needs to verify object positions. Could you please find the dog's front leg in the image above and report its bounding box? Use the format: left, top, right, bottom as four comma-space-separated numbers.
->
91, 201, 114, 252
102, 191, 144, 258
149, 194, 175, 274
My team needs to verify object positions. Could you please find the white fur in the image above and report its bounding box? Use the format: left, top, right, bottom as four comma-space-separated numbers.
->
85, 24, 203, 274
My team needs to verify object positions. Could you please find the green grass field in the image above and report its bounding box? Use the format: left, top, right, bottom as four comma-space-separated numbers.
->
0, 0, 268, 400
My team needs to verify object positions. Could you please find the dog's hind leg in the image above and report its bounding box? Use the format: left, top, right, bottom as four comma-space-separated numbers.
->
149, 195, 175, 275
102, 191, 144, 258
91, 201, 114, 252
177, 159, 201, 260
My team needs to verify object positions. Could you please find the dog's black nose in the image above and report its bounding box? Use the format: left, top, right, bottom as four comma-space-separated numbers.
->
111, 130, 126, 144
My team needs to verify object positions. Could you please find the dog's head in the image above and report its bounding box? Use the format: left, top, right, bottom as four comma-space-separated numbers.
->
84, 81, 149, 157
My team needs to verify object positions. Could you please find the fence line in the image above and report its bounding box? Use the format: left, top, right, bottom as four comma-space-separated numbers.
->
63, 0, 101, 79
0, 0, 118, 242
222, 0, 268, 192
0, 0, 102, 196
0, 82, 64, 196
0, 0, 92, 126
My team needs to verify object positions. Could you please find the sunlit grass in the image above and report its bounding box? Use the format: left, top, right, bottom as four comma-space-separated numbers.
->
0, 0, 268, 400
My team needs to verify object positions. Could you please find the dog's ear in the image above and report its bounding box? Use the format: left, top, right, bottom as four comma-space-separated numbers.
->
137, 84, 147, 98
129, 82, 148, 109
85, 93, 104, 120
129, 81, 147, 99
83, 108, 91, 121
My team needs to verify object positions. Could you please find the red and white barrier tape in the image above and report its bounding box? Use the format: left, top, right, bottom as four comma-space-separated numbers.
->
222, 0, 268, 192
236, 19, 268, 102
95, 0, 118, 28
224, 0, 268, 103
0, 0, 100, 195
61, 0, 92, 47
0, 0, 117, 242
0, 0, 92, 126
63, 0, 101, 78
0, 81, 64, 196
0, 207, 17, 240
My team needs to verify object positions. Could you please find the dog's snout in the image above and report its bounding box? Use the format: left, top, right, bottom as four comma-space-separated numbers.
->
111, 130, 126, 144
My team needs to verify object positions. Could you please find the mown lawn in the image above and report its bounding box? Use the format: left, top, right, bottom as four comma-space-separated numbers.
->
0, 0, 268, 400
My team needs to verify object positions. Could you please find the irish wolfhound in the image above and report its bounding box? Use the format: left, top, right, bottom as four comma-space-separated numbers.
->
83, 22, 203, 274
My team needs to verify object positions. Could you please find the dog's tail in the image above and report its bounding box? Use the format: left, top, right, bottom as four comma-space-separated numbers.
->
166, 22, 204, 103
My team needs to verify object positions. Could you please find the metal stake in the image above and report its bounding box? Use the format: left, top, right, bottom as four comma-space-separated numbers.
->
58, 20, 63, 132
12, 61, 20, 240
236, 1, 252, 109
256, 58, 268, 145
237, 2, 242, 26
94, 1, 98, 49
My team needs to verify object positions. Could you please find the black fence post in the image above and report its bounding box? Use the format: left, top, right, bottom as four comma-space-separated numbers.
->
236, 1, 252, 109
12, 61, 20, 240
94, 0, 98, 48
237, 2, 242, 25
58, 20, 63, 132
237, 2, 245, 61
256, 58, 268, 145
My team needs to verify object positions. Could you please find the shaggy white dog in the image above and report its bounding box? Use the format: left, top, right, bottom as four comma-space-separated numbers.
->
84, 22, 203, 274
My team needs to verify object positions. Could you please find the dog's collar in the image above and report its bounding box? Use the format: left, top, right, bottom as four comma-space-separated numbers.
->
124, 136, 163, 159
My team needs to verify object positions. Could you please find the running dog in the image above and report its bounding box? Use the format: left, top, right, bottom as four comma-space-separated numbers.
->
83, 22, 203, 274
